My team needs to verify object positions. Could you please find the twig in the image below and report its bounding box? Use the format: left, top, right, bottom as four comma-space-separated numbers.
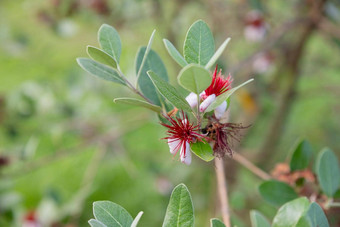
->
214, 158, 231, 227
233, 153, 271, 180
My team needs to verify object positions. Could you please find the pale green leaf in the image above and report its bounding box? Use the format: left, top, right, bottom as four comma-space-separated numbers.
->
93, 201, 133, 227
163, 39, 188, 67
305, 202, 329, 227
114, 98, 162, 113
77, 58, 125, 85
205, 79, 254, 112
178, 64, 211, 94
98, 24, 121, 63
210, 218, 226, 227
190, 141, 214, 162
250, 210, 270, 227
162, 184, 194, 227
136, 30, 156, 82
87, 45, 117, 68
88, 219, 107, 227
131, 211, 144, 227
205, 38, 231, 69
147, 71, 192, 112
184, 20, 215, 66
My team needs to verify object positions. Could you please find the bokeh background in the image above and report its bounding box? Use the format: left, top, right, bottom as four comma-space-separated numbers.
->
0, 0, 339, 226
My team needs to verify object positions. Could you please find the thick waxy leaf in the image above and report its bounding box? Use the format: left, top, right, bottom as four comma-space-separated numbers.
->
316, 148, 340, 197
205, 79, 254, 112
147, 71, 192, 112
190, 141, 214, 162
205, 38, 231, 69
272, 197, 310, 227
135, 46, 168, 106
250, 210, 271, 227
162, 184, 194, 227
304, 202, 329, 227
87, 46, 117, 68
98, 24, 121, 62
259, 180, 298, 207
77, 58, 125, 85
210, 218, 226, 227
163, 39, 188, 67
131, 211, 144, 227
114, 98, 162, 113
184, 20, 215, 66
93, 201, 133, 227
88, 219, 106, 227
290, 140, 313, 172
178, 64, 211, 94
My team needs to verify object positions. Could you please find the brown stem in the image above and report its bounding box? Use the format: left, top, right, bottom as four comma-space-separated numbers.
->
233, 153, 271, 180
214, 158, 231, 227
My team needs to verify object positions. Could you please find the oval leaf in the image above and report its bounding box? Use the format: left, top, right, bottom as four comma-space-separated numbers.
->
190, 141, 214, 162
98, 24, 121, 63
135, 46, 168, 106
88, 219, 107, 227
210, 218, 226, 227
250, 210, 271, 227
93, 201, 133, 227
87, 45, 117, 68
131, 211, 144, 227
205, 38, 231, 69
178, 64, 211, 94
305, 202, 329, 227
77, 58, 125, 85
184, 20, 215, 66
205, 79, 254, 112
290, 139, 313, 172
316, 148, 340, 197
259, 180, 298, 207
272, 197, 310, 227
147, 71, 192, 112
162, 184, 194, 227
114, 98, 162, 113
163, 39, 188, 67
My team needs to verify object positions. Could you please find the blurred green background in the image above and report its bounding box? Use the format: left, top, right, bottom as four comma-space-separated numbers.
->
0, 0, 339, 226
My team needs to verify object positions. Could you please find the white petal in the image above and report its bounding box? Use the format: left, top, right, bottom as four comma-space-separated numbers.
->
180, 141, 191, 165
185, 92, 198, 108
214, 101, 227, 119
244, 26, 266, 42
168, 139, 180, 154
199, 94, 216, 112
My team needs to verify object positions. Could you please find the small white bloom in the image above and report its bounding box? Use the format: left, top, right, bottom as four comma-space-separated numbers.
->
180, 141, 191, 165
168, 139, 180, 154
185, 92, 198, 108
244, 25, 266, 42
199, 94, 216, 112
214, 101, 227, 119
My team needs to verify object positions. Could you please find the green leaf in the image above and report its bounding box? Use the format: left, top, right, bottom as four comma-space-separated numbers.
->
205, 79, 254, 112
136, 29, 156, 82
86, 45, 117, 68
250, 210, 271, 227
77, 58, 125, 85
163, 39, 188, 67
190, 141, 214, 162
259, 180, 298, 207
290, 139, 313, 172
210, 218, 226, 227
178, 64, 211, 94
147, 71, 192, 112
205, 38, 231, 69
131, 211, 144, 227
88, 219, 107, 227
272, 197, 310, 227
304, 202, 329, 227
98, 24, 121, 63
316, 148, 340, 197
183, 20, 215, 66
114, 98, 162, 113
135, 46, 168, 106
162, 184, 194, 227
93, 201, 133, 227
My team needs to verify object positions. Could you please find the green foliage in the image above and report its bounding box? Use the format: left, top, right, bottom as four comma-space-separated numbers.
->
113, 98, 162, 113
205, 38, 231, 70
316, 148, 340, 197
250, 210, 271, 227
98, 24, 122, 63
86, 45, 118, 68
304, 202, 329, 227
147, 71, 192, 112
210, 218, 226, 227
163, 39, 188, 67
178, 64, 211, 94
88, 219, 106, 227
184, 20, 215, 66
162, 184, 194, 227
76, 58, 126, 85
190, 141, 215, 162
290, 139, 313, 171
131, 212, 144, 227
259, 180, 298, 206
